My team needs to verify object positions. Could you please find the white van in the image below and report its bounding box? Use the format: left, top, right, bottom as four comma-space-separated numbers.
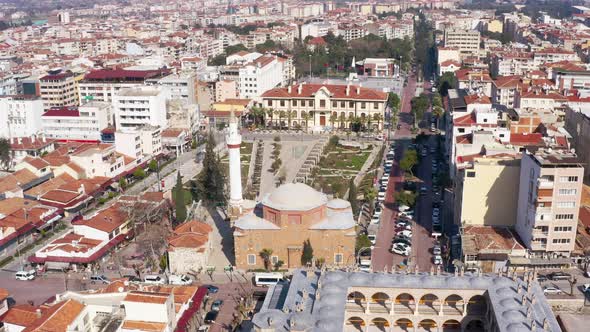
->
15, 270, 36, 281
144, 275, 166, 285
169, 274, 192, 285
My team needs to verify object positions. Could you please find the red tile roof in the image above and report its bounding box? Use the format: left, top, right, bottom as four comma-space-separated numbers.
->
83, 69, 169, 81
464, 94, 491, 105
262, 84, 388, 101
42, 107, 80, 117
0, 304, 38, 327
509, 133, 544, 146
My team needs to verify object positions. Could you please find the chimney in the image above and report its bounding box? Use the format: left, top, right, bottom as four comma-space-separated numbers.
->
288, 85, 292, 94
36, 308, 42, 318
346, 84, 350, 96
32, 135, 36, 143
297, 84, 302, 95
17, 137, 22, 145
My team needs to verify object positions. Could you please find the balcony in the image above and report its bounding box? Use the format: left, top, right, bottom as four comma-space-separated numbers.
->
538, 179, 554, 189
536, 188, 553, 202
531, 242, 547, 250
535, 213, 552, 223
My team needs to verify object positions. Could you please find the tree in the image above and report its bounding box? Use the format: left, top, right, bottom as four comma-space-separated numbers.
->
364, 187, 377, 207
339, 112, 346, 129
226, 44, 247, 56
208, 54, 226, 66
119, 177, 128, 190
148, 159, 158, 172
329, 113, 337, 128
193, 132, 226, 205
287, 110, 294, 129
159, 254, 168, 272
279, 110, 286, 128
0, 138, 12, 170
411, 94, 429, 128
174, 172, 187, 223
348, 178, 359, 217
372, 113, 383, 131
395, 191, 417, 207
273, 260, 284, 271
387, 92, 400, 111
259, 248, 273, 271
438, 72, 456, 97
133, 168, 146, 179
302, 111, 311, 132
356, 234, 372, 254
301, 239, 314, 266
399, 149, 418, 176
266, 108, 274, 127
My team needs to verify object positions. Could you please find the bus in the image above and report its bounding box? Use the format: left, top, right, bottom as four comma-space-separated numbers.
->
254, 272, 283, 286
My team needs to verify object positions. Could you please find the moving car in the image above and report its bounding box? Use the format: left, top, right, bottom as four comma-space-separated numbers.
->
90, 275, 110, 284
15, 270, 36, 281
543, 286, 562, 295
420, 186, 427, 195
548, 272, 571, 281
144, 275, 165, 285
204, 311, 219, 324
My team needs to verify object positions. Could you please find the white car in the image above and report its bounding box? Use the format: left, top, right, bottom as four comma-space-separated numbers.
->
399, 211, 414, 218
377, 191, 386, 201
374, 206, 383, 217
398, 205, 410, 212
583, 284, 590, 293
371, 215, 381, 224
384, 160, 394, 167
397, 230, 413, 238
432, 246, 442, 255
381, 174, 389, 182
543, 286, 562, 295
433, 255, 443, 265
15, 270, 36, 281
169, 274, 193, 285
391, 245, 411, 256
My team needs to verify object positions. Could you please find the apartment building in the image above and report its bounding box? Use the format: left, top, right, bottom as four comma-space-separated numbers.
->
113, 86, 169, 130
0, 95, 44, 138
338, 23, 367, 42
115, 126, 162, 164
444, 29, 480, 56
261, 83, 388, 130
39, 70, 78, 111
300, 21, 337, 38
78, 68, 170, 104
146, 72, 197, 104
565, 107, 590, 182
234, 54, 284, 99
41, 103, 110, 142
553, 68, 590, 95
533, 48, 579, 67
492, 76, 523, 108
515, 150, 584, 257
69, 143, 125, 179
491, 52, 535, 77
454, 156, 521, 227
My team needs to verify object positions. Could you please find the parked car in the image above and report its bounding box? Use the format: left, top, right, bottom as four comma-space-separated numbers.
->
144, 275, 166, 285
169, 274, 193, 285
90, 275, 110, 284
15, 270, 36, 281
398, 205, 411, 212
374, 206, 383, 217
206, 285, 219, 294
420, 186, 427, 195
430, 147, 436, 153
371, 215, 381, 224
396, 219, 412, 227
377, 191, 386, 202
433, 255, 443, 265
392, 244, 411, 256
432, 245, 442, 255
536, 275, 548, 283
548, 272, 571, 281
211, 300, 223, 311
399, 210, 414, 218
204, 311, 219, 324
543, 286, 562, 295
397, 230, 413, 238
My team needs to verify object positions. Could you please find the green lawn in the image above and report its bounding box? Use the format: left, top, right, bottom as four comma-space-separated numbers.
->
320, 151, 370, 171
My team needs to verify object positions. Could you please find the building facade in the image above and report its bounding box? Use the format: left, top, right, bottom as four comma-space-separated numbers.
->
0, 96, 44, 138
41, 103, 110, 142
113, 87, 169, 130
39, 71, 78, 111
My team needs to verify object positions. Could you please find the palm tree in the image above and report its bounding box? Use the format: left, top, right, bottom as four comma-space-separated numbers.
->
279, 110, 286, 129
373, 113, 383, 131
347, 113, 355, 131
302, 112, 311, 132
339, 112, 346, 129
273, 109, 280, 128
329, 113, 337, 129
432, 106, 444, 129
259, 248, 273, 271
366, 115, 373, 132
266, 108, 274, 128
287, 110, 294, 129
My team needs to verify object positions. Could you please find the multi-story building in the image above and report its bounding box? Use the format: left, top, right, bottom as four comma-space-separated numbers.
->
252, 268, 561, 332
146, 72, 197, 104
231, 53, 284, 99
565, 107, 590, 182
0, 95, 44, 138
234, 183, 355, 269
39, 70, 78, 111
552, 68, 590, 95
115, 126, 162, 164
454, 156, 521, 227
113, 86, 169, 130
516, 149, 584, 257
490, 52, 535, 77
78, 68, 170, 104
444, 29, 480, 57
261, 83, 388, 130
338, 23, 367, 42
41, 103, 110, 142
492, 76, 523, 108
300, 21, 337, 39
69, 143, 125, 178
533, 48, 579, 67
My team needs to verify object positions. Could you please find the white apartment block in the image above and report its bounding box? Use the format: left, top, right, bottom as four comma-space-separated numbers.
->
301, 21, 337, 39
491, 52, 536, 77
338, 23, 367, 42
113, 86, 169, 130
69, 143, 126, 178
533, 48, 579, 67
0, 96, 44, 138
115, 126, 162, 164
444, 29, 480, 56
233, 54, 284, 99
41, 102, 110, 142
146, 72, 197, 104
516, 150, 584, 257
39, 71, 78, 111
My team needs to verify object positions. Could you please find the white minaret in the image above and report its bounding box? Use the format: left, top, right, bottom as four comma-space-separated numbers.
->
226, 112, 243, 214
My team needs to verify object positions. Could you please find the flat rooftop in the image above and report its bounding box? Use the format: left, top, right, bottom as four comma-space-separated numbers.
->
530, 149, 583, 167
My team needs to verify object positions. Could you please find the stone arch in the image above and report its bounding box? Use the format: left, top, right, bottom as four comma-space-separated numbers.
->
464, 318, 484, 332
348, 291, 366, 305
394, 318, 413, 331
300, 111, 306, 117
348, 112, 354, 119
347, 316, 365, 331
332, 111, 338, 116
370, 292, 390, 312
292, 121, 298, 127
417, 319, 437, 332
442, 319, 461, 332
466, 295, 487, 315
395, 293, 415, 314
419, 293, 440, 314
443, 294, 464, 315
371, 317, 390, 331
361, 112, 366, 119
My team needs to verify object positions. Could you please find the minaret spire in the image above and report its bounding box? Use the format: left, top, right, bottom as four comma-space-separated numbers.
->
226, 110, 243, 218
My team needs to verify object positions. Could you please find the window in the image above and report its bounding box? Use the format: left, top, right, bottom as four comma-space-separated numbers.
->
555, 214, 574, 220
247, 254, 256, 265
320, 100, 326, 108
349, 101, 354, 108
361, 102, 366, 109
288, 215, 302, 225
267, 100, 273, 107
271, 256, 279, 265
332, 101, 337, 108
557, 202, 576, 208
374, 102, 379, 109
466, 171, 476, 178
458, 128, 465, 133
558, 189, 577, 196
280, 100, 285, 107
341, 101, 345, 108
552, 238, 570, 244
559, 176, 578, 183
334, 253, 343, 264
309, 100, 314, 107
293, 100, 297, 106
554, 226, 572, 232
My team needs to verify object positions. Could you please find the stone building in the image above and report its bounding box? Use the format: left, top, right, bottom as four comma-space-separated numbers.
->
233, 183, 356, 269
167, 220, 212, 274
